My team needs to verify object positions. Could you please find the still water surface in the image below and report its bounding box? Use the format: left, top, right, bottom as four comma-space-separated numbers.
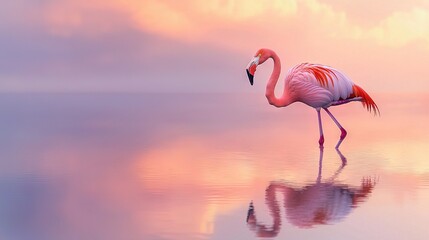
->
0, 93, 428, 239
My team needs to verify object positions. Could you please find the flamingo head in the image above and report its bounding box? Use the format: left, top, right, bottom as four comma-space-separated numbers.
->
246, 49, 269, 85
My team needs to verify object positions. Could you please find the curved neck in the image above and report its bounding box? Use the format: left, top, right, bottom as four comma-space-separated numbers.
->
265, 50, 294, 107
247, 184, 281, 238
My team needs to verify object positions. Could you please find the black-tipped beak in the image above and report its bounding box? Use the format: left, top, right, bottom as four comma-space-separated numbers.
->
246, 69, 254, 85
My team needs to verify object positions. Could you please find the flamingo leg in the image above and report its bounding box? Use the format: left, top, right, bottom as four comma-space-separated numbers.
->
323, 108, 347, 149
317, 109, 324, 147
316, 146, 324, 183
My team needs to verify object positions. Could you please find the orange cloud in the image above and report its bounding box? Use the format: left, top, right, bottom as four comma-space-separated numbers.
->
39, 0, 429, 49
367, 8, 429, 47
9, 0, 428, 92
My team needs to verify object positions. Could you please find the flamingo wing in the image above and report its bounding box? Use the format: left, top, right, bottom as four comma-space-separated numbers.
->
288, 79, 333, 108
286, 63, 379, 114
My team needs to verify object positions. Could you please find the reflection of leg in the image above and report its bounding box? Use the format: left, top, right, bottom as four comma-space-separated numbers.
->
317, 109, 324, 147
336, 148, 347, 166
326, 149, 347, 182
323, 108, 347, 149
317, 146, 324, 183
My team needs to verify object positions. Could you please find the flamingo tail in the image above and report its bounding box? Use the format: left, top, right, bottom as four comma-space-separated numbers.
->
352, 85, 380, 115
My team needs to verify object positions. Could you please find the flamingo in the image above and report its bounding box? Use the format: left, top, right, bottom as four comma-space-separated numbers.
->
246, 48, 379, 148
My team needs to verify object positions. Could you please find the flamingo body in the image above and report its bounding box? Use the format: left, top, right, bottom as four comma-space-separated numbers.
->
286, 63, 378, 112
246, 48, 379, 148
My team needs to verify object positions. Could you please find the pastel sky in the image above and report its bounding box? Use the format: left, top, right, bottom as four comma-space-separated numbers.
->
2, 0, 429, 92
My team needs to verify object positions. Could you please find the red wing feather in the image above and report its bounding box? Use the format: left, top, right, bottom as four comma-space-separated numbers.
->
300, 64, 336, 87
351, 85, 380, 115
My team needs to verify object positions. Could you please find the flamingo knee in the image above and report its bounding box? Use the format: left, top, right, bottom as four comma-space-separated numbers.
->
319, 135, 325, 146
340, 128, 347, 140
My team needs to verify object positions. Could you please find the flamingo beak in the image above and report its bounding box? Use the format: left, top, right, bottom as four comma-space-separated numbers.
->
246, 56, 259, 86
246, 69, 254, 85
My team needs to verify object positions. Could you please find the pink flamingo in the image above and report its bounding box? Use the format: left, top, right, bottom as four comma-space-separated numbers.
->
246, 48, 379, 148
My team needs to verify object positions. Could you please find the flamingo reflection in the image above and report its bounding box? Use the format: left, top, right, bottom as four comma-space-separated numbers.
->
246, 148, 376, 238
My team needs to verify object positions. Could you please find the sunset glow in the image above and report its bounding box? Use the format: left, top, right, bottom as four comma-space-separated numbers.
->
1, 1, 429, 239
2, 0, 429, 92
